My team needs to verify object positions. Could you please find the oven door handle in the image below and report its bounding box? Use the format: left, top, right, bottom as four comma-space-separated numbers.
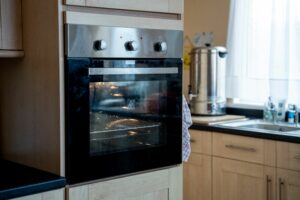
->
88, 67, 179, 75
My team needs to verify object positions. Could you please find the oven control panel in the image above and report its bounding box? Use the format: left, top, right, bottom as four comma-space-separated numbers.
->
65, 24, 183, 58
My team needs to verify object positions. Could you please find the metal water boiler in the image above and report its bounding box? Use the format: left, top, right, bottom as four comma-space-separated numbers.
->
188, 46, 227, 115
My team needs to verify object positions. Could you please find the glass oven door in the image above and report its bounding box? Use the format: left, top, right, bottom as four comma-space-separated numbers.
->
65, 58, 182, 184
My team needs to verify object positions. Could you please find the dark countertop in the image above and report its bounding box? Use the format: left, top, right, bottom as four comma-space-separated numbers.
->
0, 160, 66, 200
191, 123, 300, 144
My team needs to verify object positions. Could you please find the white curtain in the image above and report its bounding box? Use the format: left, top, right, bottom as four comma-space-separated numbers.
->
226, 0, 300, 105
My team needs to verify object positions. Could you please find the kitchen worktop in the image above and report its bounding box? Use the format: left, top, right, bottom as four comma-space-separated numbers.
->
0, 160, 65, 200
191, 118, 300, 144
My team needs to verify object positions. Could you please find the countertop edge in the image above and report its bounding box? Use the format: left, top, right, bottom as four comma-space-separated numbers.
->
191, 124, 300, 144
0, 178, 66, 200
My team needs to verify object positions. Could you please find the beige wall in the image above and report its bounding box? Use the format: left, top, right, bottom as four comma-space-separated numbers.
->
184, 0, 230, 46
183, 0, 230, 97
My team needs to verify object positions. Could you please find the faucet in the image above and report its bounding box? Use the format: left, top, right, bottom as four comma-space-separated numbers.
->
271, 109, 278, 124
268, 100, 277, 124
188, 85, 198, 102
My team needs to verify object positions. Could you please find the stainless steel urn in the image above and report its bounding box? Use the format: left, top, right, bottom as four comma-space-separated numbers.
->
189, 46, 227, 115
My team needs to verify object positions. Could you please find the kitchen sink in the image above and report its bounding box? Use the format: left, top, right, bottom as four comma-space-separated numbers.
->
217, 119, 300, 134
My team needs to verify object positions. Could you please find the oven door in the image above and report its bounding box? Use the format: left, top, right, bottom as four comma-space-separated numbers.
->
65, 58, 182, 184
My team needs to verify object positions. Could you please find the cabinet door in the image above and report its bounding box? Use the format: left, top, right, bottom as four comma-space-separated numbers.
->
277, 142, 300, 172
213, 157, 275, 200
86, 0, 169, 13
184, 153, 212, 200
0, 0, 22, 50
169, 0, 183, 13
67, 166, 182, 200
190, 130, 212, 155
277, 169, 300, 200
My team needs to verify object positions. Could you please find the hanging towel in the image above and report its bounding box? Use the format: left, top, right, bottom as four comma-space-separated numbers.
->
182, 96, 192, 162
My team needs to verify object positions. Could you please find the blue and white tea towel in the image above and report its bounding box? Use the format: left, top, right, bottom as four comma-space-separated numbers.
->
182, 96, 192, 162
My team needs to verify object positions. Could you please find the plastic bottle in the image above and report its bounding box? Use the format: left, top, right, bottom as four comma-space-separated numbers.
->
277, 99, 286, 122
287, 104, 296, 123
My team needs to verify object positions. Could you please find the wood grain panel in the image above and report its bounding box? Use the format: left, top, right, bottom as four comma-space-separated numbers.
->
0, 50, 24, 57
190, 129, 212, 155
67, 166, 182, 200
0, 0, 61, 175
86, 0, 169, 13
213, 157, 275, 200
169, 165, 183, 200
64, 0, 86, 6
168, 0, 183, 14
277, 169, 300, 200
64, 11, 183, 30
277, 141, 300, 172
184, 153, 212, 200
213, 133, 276, 166
1, 0, 22, 49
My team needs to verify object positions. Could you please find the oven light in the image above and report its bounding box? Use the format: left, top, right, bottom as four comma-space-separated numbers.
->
110, 85, 118, 89
112, 93, 123, 97
94, 82, 105, 88
128, 131, 138, 136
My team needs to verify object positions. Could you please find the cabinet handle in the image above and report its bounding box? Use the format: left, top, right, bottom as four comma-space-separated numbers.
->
266, 175, 271, 200
294, 155, 300, 160
190, 139, 196, 143
279, 178, 285, 200
225, 144, 256, 152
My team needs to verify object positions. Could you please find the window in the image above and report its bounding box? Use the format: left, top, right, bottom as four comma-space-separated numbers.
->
226, 0, 300, 105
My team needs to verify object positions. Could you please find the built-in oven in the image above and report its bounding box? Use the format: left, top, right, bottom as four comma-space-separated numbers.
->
65, 24, 183, 184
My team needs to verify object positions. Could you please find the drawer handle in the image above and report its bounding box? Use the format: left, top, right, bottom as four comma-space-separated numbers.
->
294, 155, 300, 160
225, 144, 256, 152
279, 178, 285, 200
190, 139, 196, 143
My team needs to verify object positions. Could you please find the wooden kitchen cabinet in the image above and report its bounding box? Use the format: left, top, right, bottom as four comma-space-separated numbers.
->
213, 133, 276, 166
11, 189, 64, 200
64, 0, 183, 14
213, 157, 276, 200
67, 166, 182, 200
277, 169, 300, 200
189, 129, 212, 155
183, 130, 212, 200
277, 141, 300, 172
184, 130, 300, 200
0, 0, 23, 57
184, 153, 212, 200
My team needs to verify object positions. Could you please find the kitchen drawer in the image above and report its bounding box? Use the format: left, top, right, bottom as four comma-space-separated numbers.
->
64, 0, 85, 6
277, 141, 300, 171
190, 129, 212, 155
64, 0, 183, 14
213, 133, 276, 166
67, 166, 182, 200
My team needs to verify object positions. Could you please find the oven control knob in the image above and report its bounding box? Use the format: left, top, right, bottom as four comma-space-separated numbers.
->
154, 42, 168, 52
125, 41, 139, 51
93, 40, 107, 51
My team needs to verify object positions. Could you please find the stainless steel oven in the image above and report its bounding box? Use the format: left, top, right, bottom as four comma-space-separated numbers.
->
65, 24, 183, 184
